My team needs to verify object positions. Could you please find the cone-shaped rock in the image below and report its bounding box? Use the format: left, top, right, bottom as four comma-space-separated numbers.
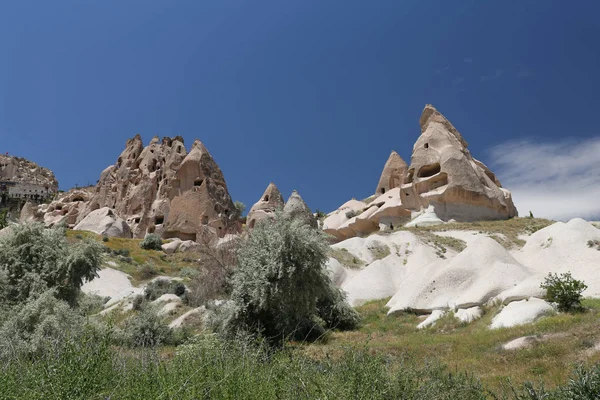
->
283, 190, 317, 228
247, 182, 284, 229
375, 151, 408, 195
163, 139, 237, 240
400, 104, 517, 221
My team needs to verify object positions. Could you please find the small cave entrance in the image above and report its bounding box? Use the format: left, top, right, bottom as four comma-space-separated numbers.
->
72, 196, 84, 202
264, 195, 269, 202
424, 143, 429, 149
194, 178, 204, 187
154, 216, 164, 225
134, 217, 141, 224
417, 163, 441, 178
380, 188, 386, 194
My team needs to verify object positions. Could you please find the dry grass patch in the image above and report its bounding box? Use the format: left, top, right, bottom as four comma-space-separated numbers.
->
394, 217, 553, 249
328, 247, 366, 268
304, 297, 600, 393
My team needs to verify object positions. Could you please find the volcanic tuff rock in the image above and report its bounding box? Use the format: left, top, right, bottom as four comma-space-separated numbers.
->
0, 154, 58, 188
283, 190, 317, 228
375, 151, 408, 195
77, 135, 237, 240
246, 182, 284, 228
37, 187, 94, 227
400, 104, 517, 221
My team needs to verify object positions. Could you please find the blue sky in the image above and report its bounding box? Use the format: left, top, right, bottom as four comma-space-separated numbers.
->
1, 1, 599, 219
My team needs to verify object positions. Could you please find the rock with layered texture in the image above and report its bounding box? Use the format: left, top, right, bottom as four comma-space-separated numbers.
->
37, 187, 94, 227
375, 151, 408, 195
246, 182, 284, 229
400, 105, 517, 221
283, 190, 317, 228
74, 207, 133, 238
76, 135, 237, 240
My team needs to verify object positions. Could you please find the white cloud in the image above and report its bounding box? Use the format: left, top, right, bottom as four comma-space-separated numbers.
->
489, 137, 600, 221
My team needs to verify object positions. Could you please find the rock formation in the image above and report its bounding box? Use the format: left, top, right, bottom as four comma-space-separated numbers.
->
77, 135, 237, 240
283, 190, 317, 228
0, 154, 58, 190
246, 182, 284, 228
37, 187, 94, 227
375, 151, 408, 195
400, 104, 517, 221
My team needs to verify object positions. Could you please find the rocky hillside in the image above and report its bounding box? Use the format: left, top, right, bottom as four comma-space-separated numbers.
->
0, 154, 58, 188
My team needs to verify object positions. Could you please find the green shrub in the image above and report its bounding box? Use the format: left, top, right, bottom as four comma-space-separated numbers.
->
540, 272, 587, 312
345, 209, 361, 219
144, 278, 186, 301
122, 306, 173, 347
0, 291, 86, 360
214, 213, 356, 345
140, 233, 163, 250
0, 223, 103, 305
138, 263, 158, 280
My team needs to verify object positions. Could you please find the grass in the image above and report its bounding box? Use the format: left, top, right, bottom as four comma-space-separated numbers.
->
305, 297, 600, 393
328, 247, 366, 268
66, 230, 201, 285
393, 217, 554, 249
368, 240, 391, 260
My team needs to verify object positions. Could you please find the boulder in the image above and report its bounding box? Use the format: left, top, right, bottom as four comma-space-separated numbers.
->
19, 201, 42, 223
178, 240, 201, 253
247, 182, 284, 229
161, 238, 182, 254
375, 151, 408, 195
283, 190, 317, 228
490, 298, 555, 329
400, 105, 518, 222
417, 310, 445, 329
454, 306, 483, 323
74, 207, 133, 238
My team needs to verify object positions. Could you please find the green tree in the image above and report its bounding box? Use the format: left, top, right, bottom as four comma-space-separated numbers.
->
0, 223, 103, 305
214, 213, 359, 345
540, 272, 587, 312
0, 209, 7, 230
234, 201, 246, 218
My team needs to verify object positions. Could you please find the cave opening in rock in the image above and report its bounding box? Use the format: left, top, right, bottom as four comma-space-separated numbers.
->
417, 163, 441, 178
424, 143, 429, 149
194, 179, 203, 187
264, 195, 269, 201
155, 216, 164, 225
134, 217, 141, 224
72, 196, 84, 202
380, 188, 385, 194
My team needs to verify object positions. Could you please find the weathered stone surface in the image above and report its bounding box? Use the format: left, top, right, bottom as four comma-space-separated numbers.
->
0, 154, 58, 190
283, 190, 317, 228
38, 187, 94, 227
247, 182, 284, 229
73, 135, 236, 240
375, 151, 408, 195
19, 201, 42, 223
400, 105, 518, 221
74, 207, 133, 238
